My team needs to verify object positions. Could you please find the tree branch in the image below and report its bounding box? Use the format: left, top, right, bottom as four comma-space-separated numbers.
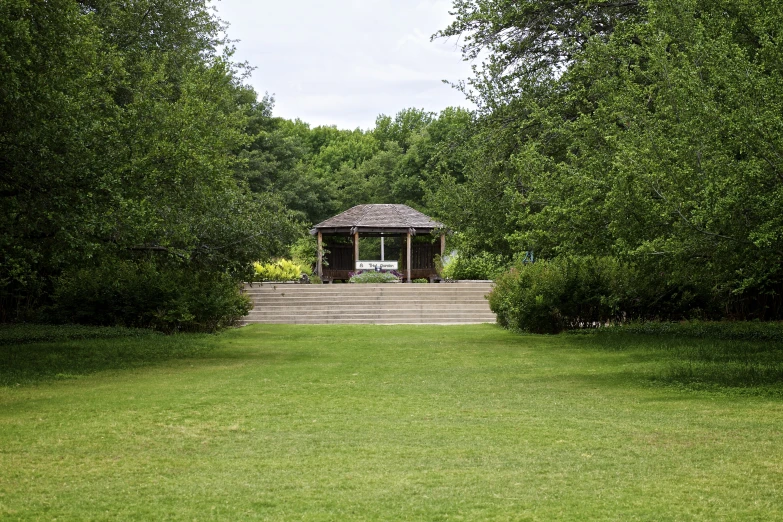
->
650, 184, 754, 246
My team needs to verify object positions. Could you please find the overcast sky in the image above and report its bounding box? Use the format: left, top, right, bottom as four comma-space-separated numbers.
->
212, 0, 475, 130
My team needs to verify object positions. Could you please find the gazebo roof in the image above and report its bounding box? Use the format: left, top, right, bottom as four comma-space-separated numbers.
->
310, 204, 445, 235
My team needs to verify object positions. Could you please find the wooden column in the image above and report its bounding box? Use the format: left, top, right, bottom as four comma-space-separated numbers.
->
406, 231, 412, 283
316, 231, 323, 278
353, 232, 360, 269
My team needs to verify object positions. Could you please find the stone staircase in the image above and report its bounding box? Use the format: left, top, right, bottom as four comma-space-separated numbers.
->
241, 282, 496, 325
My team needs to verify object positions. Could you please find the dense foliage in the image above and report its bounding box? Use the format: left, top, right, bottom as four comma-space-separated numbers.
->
441, 252, 508, 281
4, 0, 780, 330
52, 260, 251, 332
432, 0, 783, 326
235, 106, 476, 227
488, 257, 626, 333
0, 0, 296, 328
0, 0, 477, 328
488, 256, 713, 333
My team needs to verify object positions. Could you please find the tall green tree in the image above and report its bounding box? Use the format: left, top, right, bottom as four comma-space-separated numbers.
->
0, 0, 296, 323
235, 98, 338, 224
435, 0, 644, 109
435, 0, 783, 318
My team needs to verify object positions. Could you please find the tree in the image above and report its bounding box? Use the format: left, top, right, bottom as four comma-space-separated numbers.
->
374, 108, 435, 152
0, 0, 297, 325
235, 98, 338, 224
435, 0, 783, 319
435, 0, 644, 109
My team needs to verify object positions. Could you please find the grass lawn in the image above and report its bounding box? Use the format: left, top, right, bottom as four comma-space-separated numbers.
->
1, 324, 782, 520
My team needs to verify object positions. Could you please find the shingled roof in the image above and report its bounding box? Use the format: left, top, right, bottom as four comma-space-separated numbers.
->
310, 204, 445, 235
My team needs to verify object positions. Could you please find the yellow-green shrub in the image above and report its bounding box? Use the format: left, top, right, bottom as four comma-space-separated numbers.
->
253, 259, 304, 282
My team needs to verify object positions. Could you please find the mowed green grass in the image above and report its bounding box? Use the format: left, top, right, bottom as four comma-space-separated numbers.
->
1, 324, 782, 520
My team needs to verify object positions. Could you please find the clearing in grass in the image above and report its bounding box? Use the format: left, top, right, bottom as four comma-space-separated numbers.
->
0, 324, 781, 520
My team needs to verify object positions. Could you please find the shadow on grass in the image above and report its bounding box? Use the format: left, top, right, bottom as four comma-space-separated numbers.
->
0, 324, 230, 386
0, 324, 320, 387
566, 329, 783, 395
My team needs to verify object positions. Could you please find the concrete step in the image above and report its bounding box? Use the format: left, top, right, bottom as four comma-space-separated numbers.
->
245, 293, 491, 299
245, 281, 494, 288
244, 301, 492, 310
245, 305, 489, 313
245, 295, 492, 302
243, 288, 493, 296
244, 286, 492, 292
245, 284, 492, 294
241, 282, 496, 325
245, 310, 494, 316
243, 317, 496, 325
245, 287, 490, 292
244, 292, 492, 300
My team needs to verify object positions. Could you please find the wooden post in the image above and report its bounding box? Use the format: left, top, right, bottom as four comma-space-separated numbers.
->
353, 232, 360, 269
381, 236, 385, 261
406, 231, 412, 283
316, 231, 323, 278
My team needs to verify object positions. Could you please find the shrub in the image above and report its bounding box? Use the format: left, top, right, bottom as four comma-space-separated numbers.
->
349, 271, 401, 283
52, 260, 250, 332
626, 268, 717, 321
442, 251, 508, 280
488, 255, 722, 334
290, 236, 319, 275
488, 256, 633, 334
413, 278, 429, 283
253, 259, 304, 282
489, 259, 567, 333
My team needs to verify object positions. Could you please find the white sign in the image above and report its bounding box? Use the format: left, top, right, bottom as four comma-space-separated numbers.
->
355, 261, 398, 270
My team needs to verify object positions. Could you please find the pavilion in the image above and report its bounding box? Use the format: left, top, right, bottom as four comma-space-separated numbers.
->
310, 204, 446, 283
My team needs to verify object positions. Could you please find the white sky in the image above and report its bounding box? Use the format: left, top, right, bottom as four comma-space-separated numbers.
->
212, 0, 475, 130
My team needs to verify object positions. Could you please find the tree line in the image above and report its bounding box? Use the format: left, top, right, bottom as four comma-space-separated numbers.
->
0, 0, 473, 328
431, 0, 783, 326
2, 0, 781, 330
